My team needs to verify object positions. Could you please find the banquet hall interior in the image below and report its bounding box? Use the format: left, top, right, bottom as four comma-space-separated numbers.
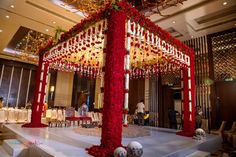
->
0, 0, 236, 157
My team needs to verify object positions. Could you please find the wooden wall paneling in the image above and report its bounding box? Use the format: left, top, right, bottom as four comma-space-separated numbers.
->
149, 77, 158, 127
71, 72, 78, 109
215, 81, 236, 129
207, 34, 216, 129
204, 36, 211, 119
9, 67, 21, 107
157, 75, 162, 127
202, 36, 207, 116
149, 77, 160, 127
162, 85, 174, 128
129, 79, 145, 114
194, 38, 199, 108
199, 37, 203, 109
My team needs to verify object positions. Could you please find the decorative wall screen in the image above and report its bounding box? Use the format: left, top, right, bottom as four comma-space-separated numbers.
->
184, 36, 211, 118
211, 30, 236, 81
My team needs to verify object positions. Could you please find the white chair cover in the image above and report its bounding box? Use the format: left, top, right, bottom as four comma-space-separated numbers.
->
0, 110, 6, 123
27, 109, 32, 123
93, 112, 99, 122
63, 109, 66, 121
7, 108, 16, 123
2, 108, 8, 121
74, 111, 79, 117
17, 109, 24, 123
51, 109, 57, 120
46, 109, 52, 118
22, 109, 28, 122
57, 109, 63, 121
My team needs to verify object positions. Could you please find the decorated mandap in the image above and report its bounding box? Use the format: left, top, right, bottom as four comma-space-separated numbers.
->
22, 1, 195, 156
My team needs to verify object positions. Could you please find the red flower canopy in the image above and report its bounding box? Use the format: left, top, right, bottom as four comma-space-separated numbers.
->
28, 1, 195, 157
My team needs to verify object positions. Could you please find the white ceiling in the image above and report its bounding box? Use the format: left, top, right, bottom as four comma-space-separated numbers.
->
0, 0, 235, 64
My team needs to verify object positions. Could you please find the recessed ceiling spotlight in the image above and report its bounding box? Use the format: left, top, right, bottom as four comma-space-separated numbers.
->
191, 36, 194, 38
223, 2, 227, 5
45, 29, 49, 32
10, 5, 14, 8
0, 29, 3, 33
53, 21, 56, 24
172, 21, 176, 24
5, 15, 10, 19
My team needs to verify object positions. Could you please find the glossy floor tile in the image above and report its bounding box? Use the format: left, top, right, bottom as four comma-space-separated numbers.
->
3, 124, 221, 157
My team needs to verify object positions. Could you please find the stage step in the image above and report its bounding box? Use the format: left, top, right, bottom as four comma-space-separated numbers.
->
186, 150, 211, 157
2, 139, 28, 157
0, 145, 11, 157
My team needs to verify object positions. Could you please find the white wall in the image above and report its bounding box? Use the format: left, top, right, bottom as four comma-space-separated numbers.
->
54, 71, 74, 107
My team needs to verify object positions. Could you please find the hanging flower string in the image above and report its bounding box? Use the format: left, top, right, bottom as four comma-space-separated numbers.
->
44, 20, 107, 78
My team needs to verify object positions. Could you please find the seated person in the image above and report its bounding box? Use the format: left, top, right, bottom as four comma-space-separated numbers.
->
78, 102, 88, 116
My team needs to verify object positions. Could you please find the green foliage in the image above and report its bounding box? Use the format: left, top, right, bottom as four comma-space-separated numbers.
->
54, 27, 67, 43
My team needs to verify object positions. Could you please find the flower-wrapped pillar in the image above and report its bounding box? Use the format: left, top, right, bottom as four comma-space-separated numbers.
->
123, 19, 131, 127
177, 52, 195, 136
87, 10, 126, 157
22, 53, 49, 127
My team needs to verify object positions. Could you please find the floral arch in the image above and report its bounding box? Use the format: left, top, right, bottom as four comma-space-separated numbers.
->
22, 1, 195, 157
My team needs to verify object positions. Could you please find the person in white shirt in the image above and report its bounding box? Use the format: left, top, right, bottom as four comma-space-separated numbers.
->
81, 102, 88, 116
136, 100, 145, 125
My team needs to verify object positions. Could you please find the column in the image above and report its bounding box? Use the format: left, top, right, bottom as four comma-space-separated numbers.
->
177, 53, 195, 136
22, 54, 49, 127
87, 10, 126, 157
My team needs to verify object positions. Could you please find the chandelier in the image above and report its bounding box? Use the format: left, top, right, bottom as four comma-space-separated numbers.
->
14, 28, 51, 64
133, 0, 188, 17
63, 0, 114, 14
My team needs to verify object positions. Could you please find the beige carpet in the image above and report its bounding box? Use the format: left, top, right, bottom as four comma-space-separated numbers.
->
73, 125, 150, 138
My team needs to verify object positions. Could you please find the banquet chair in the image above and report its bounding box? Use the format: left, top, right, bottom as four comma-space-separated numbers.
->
49, 109, 58, 127
0, 110, 6, 123
86, 112, 98, 126
46, 109, 52, 124
97, 112, 103, 126
211, 121, 227, 136
7, 108, 16, 123
224, 121, 236, 143
225, 121, 236, 134
27, 109, 32, 123
17, 109, 28, 123
57, 109, 64, 127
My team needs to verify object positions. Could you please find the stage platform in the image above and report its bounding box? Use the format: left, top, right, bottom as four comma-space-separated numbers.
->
1, 124, 221, 157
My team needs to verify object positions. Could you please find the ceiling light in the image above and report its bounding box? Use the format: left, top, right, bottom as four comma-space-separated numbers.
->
172, 21, 176, 24
5, 15, 10, 19
53, 21, 56, 24
10, 5, 14, 8
0, 29, 3, 33
223, 2, 227, 5
191, 36, 194, 38
45, 29, 49, 32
